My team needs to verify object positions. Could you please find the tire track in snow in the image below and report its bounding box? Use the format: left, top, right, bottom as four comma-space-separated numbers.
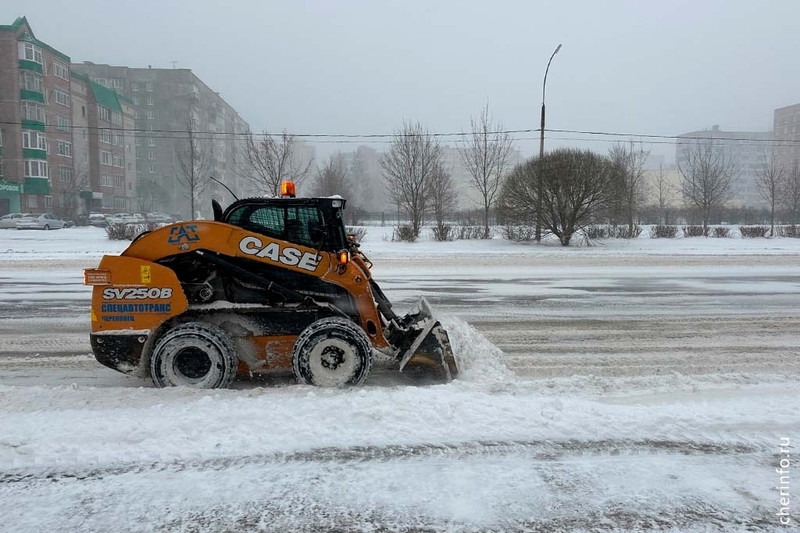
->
0, 438, 766, 485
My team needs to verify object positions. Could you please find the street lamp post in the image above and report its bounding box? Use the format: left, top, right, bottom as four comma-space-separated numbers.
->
535, 43, 562, 243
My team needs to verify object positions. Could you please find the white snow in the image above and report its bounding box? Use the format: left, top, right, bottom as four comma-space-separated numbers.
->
0, 227, 798, 531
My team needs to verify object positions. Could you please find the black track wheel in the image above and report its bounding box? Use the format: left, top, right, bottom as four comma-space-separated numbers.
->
292, 317, 373, 387
150, 322, 238, 389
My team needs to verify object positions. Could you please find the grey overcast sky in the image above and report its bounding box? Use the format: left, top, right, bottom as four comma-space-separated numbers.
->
12, 0, 800, 161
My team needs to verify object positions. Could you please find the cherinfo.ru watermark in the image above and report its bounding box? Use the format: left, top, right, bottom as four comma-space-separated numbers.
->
777, 437, 791, 525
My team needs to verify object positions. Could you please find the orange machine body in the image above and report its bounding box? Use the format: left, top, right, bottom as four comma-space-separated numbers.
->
86, 221, 389, 376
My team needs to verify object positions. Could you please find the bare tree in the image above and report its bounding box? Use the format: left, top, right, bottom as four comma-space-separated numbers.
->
241, 129, 313, 196
500, 149, 613, 246
651, 165, 677, 224
175, 119, 209, 219
755, 150, 785, 236
678, 139, 737, 233
429, 160, 458, 241
137, 177, 171, 214
56, 162, 90, 221
608, 142, 649, 234
781, 159, 800, 225
459, 103, 514, 237
381, 121, 442, 238
312, 153, 354, 198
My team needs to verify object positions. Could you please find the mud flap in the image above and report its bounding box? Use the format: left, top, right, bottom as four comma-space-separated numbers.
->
397, 298, 460, 382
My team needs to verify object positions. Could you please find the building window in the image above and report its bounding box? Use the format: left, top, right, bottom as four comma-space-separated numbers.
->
20, 101, 45, 122
146, 97, 154, 106
19, 42, 43, 64
19, 71, 43, 92
113, 155, 124, 168
146, 82, 153, 92
55, 115, 70, 132
132, 96, 139, 105
24, 160, 48, 178
111, 111, 122, 126
114, 197, 126, 210
146, 110, 155, 119
135, 136, 142, 146
54, 89, 70, 107
148, 138, 156, 147
112, 78, 123, 89
100, 151, 113, 166
58, 165, 73, 182
115, 133, 124, 147
22, 130, 47, 150
100, 129, 112, 144
114, 175, 125, 188
131, 82, 139, 92
100, 174, 111, 187
53, 61, 69, 80
57, 141, 72, 158
149, 164, 156, 173
102, 196, 112, 208
44, 195, 53, 208
98, 105, 111, 122
148, 151, 155, 160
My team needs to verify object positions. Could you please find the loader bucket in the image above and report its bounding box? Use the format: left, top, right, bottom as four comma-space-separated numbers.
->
397, 298, 460, 382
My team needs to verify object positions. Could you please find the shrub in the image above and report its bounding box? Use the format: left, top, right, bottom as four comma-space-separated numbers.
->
586, 225, 642, 239
616, 225, 642, 239
502, 225, 535, 243
106, 223, 155, 241
105, 223, 129, 240
431, 224, 454, 242
712, 227, 731, 238
585, 225, 610, 239
649, 225, 678, 238
392, 225, 417, 242
345, 226, 368, 244
774, 225, 799, 238
454, 226, 488, 240
739, 225, 769, 238
682, 225, 708, 237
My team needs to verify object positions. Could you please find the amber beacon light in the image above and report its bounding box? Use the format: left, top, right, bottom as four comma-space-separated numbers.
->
280, 180, 296, 198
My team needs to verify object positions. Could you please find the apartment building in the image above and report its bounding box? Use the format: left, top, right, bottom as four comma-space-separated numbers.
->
774, 103, 800, 170
68, 71, 137, 213
0, 16, 73, 215
0, 17, 138, 217
72, 63, 249, 217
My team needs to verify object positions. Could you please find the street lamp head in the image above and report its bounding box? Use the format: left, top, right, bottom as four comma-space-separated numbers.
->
554, 44, 562, 54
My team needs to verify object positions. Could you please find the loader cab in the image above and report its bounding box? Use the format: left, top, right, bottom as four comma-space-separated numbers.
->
220, 197, 349, 252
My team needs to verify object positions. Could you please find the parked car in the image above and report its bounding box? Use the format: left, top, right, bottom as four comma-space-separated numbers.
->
88, 213, 107, 228
131, 213, 146, 224
15, 213, 69, 230
0, 213, 24, 229
145, 212, 173, 224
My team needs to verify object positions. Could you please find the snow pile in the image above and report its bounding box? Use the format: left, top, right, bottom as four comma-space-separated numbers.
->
441, 315, 515, 384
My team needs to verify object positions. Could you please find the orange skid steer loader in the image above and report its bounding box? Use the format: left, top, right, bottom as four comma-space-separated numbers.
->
84, 186, 459, 389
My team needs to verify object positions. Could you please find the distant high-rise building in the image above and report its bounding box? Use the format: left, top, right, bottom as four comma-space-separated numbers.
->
72, 63, 250, 217
773, 103, 800, 170
676, 126, 772, 207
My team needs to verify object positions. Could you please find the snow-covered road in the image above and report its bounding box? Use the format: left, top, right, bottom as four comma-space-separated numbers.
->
0, 228, 798, 531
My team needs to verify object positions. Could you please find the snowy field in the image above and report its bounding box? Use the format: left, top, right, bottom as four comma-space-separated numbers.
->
0, 227, 798, 532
